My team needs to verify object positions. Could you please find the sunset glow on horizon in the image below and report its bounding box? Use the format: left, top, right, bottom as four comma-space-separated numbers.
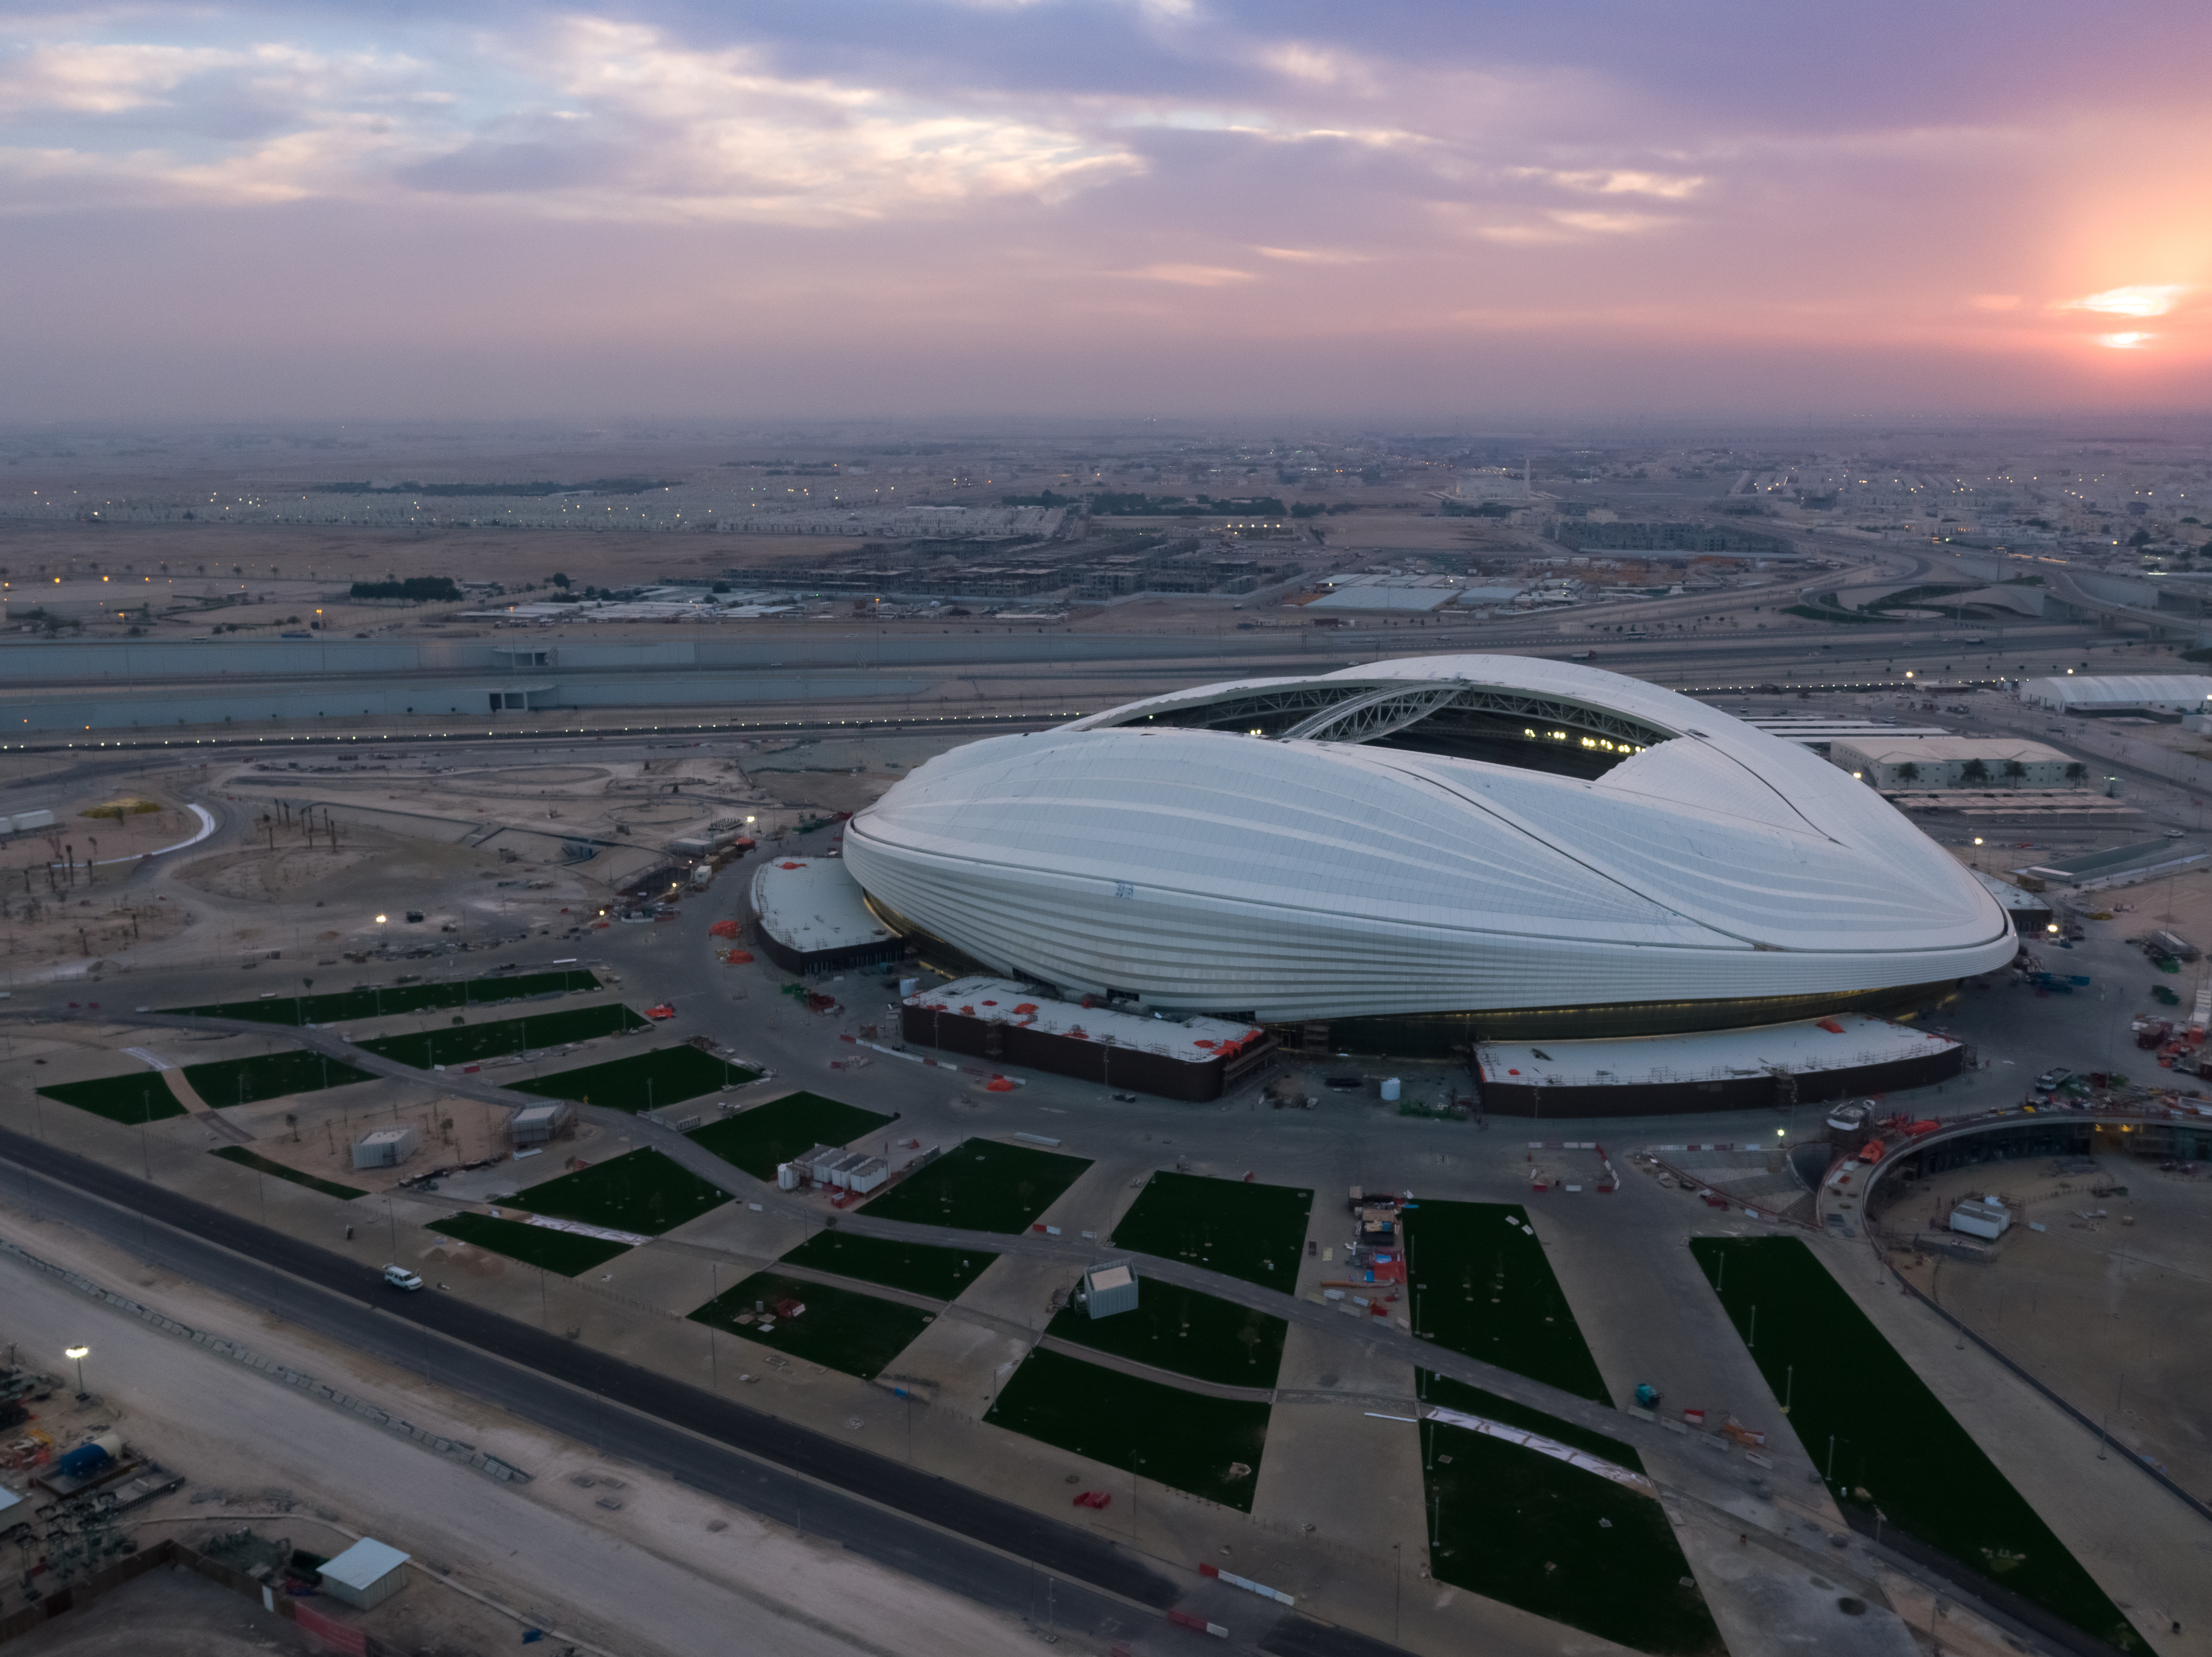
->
2, 1, 2209, 420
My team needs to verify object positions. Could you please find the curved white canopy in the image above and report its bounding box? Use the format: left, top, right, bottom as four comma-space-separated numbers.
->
844, 656, 2016, 1021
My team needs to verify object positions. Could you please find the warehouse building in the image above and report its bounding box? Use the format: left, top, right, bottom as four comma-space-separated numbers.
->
2019, 674, 2212, 717
1831, 736, 2078, 791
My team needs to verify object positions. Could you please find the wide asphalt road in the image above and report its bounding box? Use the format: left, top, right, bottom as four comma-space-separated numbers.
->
0, 1123, 1406, 1657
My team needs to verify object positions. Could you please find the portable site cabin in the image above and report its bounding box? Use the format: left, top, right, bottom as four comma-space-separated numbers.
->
317, 1538, 410, 1610
777, 1144, 845, 1189
510, 1101, 575, 1148
350, 1126, 420, 1170
1950, 1197, 2012, 1241
1083, 1262, 1139, 1319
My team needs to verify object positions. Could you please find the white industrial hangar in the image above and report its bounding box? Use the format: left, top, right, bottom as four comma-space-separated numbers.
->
841, 657, 2016, 1085
2019, 674, 2212, 716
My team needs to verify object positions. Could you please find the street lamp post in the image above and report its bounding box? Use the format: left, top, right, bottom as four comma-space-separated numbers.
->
65, 1345, 88, 1399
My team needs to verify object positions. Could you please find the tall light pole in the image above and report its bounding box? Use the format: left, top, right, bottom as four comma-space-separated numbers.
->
66, 1345, 88, 1400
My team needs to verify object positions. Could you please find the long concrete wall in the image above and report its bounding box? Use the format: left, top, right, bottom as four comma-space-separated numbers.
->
3, 672, 934, 731
0, 631, 1268, 685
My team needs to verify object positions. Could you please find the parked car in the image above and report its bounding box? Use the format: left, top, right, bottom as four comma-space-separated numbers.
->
2034, 1066, 2073, 1091
645, 1003, 677, 1020
382, 1264, 424, 1291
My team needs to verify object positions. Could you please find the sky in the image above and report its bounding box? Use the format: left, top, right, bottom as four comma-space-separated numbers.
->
2, 0, 2210, 424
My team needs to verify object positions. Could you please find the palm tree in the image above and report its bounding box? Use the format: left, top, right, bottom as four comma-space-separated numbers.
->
2066, 762, 2088, 790
1895, 760, 1921, 787
2002, 759, 2028, 789
1960, 758, 1991, 788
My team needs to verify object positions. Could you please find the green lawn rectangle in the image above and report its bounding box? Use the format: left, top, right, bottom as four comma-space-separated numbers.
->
690, 1270, 935, 1381
1402, 1200, 1611, 1403
184, 1050, 376, 1107
169, 968, 604, 1026
985, 1346, 1270, 1511
686, 1091, 896, 1181
778, 1230, 995, 1300
1046, 1279, 1286, 1388
507, 1148, 729, 1235
37, 1072, 187, 1124
210, 1146, 366, 1200
358, 1003, 646, 1068
1107, 1170, 1313, 1295
517, 1045, 762, 1114
1424, 1418, 1716, 1655
861, 1139, 1091, 1234
428, 1211, 631, 1276
1692, 1237, 2141, 1652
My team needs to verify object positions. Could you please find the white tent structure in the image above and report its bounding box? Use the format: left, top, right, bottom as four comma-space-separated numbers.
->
2019, 675, 2212, 715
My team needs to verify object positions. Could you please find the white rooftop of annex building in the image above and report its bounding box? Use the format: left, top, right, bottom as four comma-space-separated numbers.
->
1971, 869, 2053, 914
1832, 736, 2069, 765
1307, 576, 1466, 613
1734, 716, 1952, 747
750, 856, 894, 957
1478, 1013, 1957, 1091
905, 976, 1261, 1067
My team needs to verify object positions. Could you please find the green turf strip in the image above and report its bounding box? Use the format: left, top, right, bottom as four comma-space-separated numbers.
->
985, 1347, 1270, 1511
1401, 1199, 1610, 1403
357, 1003, 646, 1068
1045, 1279, 1286, 1388
686, 1091, 896, 1181
210, 1146, 366, 1200
37, 1073, 188, 1124
428, 1212, 631, 1276
184, 1050, 376, 1106
778, 1230, 995, 1300
506, 1148, 728, 1235
1423, 1418, 1717, 1655
1106, 1170, 1312, 1295
514, 1045, 761, 1114
168, 969, 603, 1026
691, 1270, 935, 1381
1692, 1236, 2142, 1652
861, 1139, 1091, 1234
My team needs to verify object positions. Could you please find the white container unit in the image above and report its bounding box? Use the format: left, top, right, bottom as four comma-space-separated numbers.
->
1949, 1197, 2012, 1241
350, 1125, 420, 1170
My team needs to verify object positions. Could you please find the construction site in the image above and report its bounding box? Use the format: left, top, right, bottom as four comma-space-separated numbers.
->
6, 446, 2212, 1657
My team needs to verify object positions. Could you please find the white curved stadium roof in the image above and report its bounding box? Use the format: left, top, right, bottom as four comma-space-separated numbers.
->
844, 656, 2017, 1022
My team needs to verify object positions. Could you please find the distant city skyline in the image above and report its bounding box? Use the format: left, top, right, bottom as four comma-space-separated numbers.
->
1, 0, 2205, 421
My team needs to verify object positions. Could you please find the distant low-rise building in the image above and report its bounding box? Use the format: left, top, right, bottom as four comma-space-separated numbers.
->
1832, 737, 2077, 791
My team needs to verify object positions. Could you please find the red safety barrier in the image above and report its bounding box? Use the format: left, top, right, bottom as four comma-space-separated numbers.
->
1166, 1610, 1228, 1638
293, 1604, 367, 1656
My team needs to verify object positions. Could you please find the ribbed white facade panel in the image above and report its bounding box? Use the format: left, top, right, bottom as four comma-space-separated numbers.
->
844, 656, 2018, 1022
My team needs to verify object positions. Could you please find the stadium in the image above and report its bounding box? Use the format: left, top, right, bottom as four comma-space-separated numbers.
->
836, 655, 2018, 1065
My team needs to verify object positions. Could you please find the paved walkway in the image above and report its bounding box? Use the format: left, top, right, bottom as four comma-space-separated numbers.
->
159, 1065, 257, 1144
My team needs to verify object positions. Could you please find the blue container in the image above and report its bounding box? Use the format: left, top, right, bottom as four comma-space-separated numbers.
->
55, 1442, 112, 1480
